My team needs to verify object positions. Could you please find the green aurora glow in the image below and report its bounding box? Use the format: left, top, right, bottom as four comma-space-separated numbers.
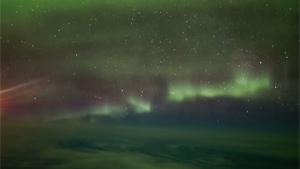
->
90, 104, 126, 116
168, 73, 271, 102
128, 97, 152, 113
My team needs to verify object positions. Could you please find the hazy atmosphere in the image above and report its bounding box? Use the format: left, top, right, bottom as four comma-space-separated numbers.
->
1, 0, 299, 169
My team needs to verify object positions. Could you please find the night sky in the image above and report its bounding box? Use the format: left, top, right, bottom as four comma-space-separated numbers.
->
1, 0, 299, 125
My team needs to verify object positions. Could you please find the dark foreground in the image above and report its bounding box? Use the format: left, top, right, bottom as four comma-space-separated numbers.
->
1, 121, 299, 169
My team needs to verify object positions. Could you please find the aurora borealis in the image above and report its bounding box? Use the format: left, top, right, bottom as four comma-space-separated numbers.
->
168, 73, 271, 102
2, 0, 298, 111
128, 97, 152, 113
1, 0, 299, 169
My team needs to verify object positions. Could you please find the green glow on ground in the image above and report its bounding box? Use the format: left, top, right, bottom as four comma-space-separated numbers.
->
168, 73, 271, 102
2, 122, 298, 169
127, 97, 151, 113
